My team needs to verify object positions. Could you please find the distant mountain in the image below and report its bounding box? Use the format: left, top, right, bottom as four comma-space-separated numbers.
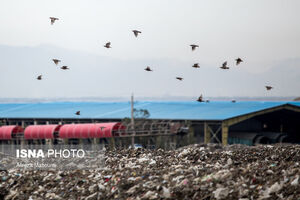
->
0, 96, 296, 103
294, 97, 300, 101
0, 44, 299, 98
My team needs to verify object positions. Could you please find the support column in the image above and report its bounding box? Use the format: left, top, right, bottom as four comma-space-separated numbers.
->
156, 135, 162, 149
131, 94, 135, 146
45, 121, 53, 146
109, 137, 115, 150
222, 123, 229, 146
20, 121, 25, 147
188, 126, 195, 145
64, 139, 69, 145
204, 122, 210, 144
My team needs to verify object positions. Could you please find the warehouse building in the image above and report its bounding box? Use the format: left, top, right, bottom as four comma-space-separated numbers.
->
0, 101, 300, 147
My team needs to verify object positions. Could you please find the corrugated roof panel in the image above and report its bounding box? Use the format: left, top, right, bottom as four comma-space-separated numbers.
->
58, 123, 120, 139
0, 101, 299, 121
0, 125, 24, 140
24, 125, 61, 139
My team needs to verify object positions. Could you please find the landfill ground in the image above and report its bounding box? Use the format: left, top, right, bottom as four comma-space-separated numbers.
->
1, 143, 300, 200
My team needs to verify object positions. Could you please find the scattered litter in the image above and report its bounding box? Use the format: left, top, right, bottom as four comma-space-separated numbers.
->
0, 144, 299, 199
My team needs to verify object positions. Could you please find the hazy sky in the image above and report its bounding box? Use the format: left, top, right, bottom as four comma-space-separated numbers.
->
0, 0, 299, 99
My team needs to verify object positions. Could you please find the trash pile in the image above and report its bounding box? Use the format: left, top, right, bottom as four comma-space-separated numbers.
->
1, 143, 300, 199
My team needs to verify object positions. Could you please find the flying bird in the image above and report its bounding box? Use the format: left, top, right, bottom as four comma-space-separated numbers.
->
37, 75, 42, 80
197, 95, 204, 102
61, 66, 69, 70
50, 17, 59, 25
235, 58, 243, 65
52, 59, 61, 65
144, 66, 153, 71
192, 63, 200, 68
265, 86, 273, 90
75, 111, 80, 115
176, 77, 183, 81
220, 61, 229, 69
104, 42, 111, 48
132, 30, 141, 37
190, 44, 199, 51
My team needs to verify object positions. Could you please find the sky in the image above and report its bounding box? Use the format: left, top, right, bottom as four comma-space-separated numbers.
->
0, 0, 299, 99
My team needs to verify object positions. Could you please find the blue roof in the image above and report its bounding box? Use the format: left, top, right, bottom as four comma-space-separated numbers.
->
0, 101, 299, 121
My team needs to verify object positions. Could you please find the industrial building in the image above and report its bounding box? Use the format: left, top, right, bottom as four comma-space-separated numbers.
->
0, 101, 300, 148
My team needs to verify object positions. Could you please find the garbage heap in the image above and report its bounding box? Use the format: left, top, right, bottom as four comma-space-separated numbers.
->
1, 144, 300, 200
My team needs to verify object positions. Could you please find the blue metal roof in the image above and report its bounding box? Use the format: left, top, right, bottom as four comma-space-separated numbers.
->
0, 101, 299, 121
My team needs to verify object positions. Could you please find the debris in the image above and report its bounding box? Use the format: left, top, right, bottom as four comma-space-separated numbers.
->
291, 175, 299, 186
0, 144, 300, 199
162, 186, 171, 198
213, 187, 229, 200
85, 192, 97, 200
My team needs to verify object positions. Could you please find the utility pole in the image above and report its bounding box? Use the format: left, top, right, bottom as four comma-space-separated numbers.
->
131, 94, 135, 146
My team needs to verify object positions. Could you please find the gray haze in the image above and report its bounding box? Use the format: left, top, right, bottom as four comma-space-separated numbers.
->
0, 0, 299, 99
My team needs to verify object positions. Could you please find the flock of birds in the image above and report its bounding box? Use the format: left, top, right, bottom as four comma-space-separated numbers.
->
37, 17, 274, 114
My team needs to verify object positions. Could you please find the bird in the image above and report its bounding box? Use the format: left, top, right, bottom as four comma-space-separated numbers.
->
232, 99, 236, 103
206, 100, 210, 103
220, 61, 229, 69
75, 111, 80, 115
190, 44, 199, 51
52, 59, 61, 65
176, 77, 183, 81
235, 58, 243, 65
37, 75, 42, 80
104, 42, 111, 48
61, 66, 69, 70
50, 17, 59, 25
100, 126, 106, 131
132, 30, 141, 37
192, 63, 200, 68
265, 86, 273, 90
144, 66, 153, 71
197, 95, 204, 102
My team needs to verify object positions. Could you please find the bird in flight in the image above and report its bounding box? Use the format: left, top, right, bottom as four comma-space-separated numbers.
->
220, 61, 229, 69
104, 42, 111, 48
50, 17, 59, 25
144, 66, 153, 71
235, 58, 243, 65
190, 44, 199, 51
37, 75, 42, 80
197, 95, 204, 102
52, 59, 61, 65
75, 111, 80, 115
100, 126, 106, 131
61, 66, 69, 70
265, 86, 273, 90
192, 63, 200, 68
132, 30, 141, 37
176, 77, 183, 81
